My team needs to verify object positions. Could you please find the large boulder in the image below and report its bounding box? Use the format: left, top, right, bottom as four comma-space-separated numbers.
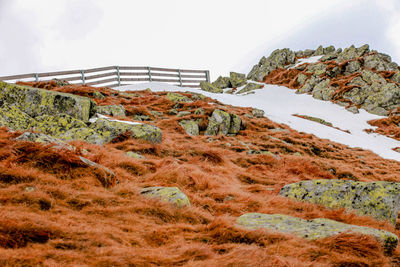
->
200, 81, 223, 93
140, 187, 190, 207
90, 118, 162, 144
0, 81, 96, 122
230, 72, 247, 88
96, 105, 126, 117
237, 213, 398, 254
279, 179, 400, 224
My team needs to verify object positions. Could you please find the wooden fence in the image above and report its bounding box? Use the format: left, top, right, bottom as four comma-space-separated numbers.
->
0, 66, 210, 88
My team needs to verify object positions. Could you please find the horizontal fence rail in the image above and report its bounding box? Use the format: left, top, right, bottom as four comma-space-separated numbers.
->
0, 66, 210, 88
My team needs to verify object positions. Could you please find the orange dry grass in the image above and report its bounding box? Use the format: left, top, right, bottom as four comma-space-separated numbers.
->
1, 83, 400, 266
367, 116, 400, 141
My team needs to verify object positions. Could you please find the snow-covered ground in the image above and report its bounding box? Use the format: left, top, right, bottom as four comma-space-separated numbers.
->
117, 82, 400, 161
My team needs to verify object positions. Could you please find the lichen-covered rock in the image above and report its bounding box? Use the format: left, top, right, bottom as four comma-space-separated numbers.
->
296, 73, 308, 86
92, 91, 106, 99
0, 81, 96, 122
228, 114, 241, 134
126, 151, 144, 159
236, 83, 264, 94
336, 44, 369, 62
140, 187, 190, 207
312, 79, 335, 101
90, 118, 162, 143
0, 105, 37, 131
200, 82, 223, 93
205, 109, 231, 136
179, 120, 199, 136
279, 179, 400, 224
166, 92, 191, 102
364, 53, 397, 71
230, 72, 247, 88
391, 71, 400, 83
59, 127, 103, 144
29, 114, 88, 139
306, 63, 327, 76
177, 111, 191, 117
15, 131, 74, 150
96, 105, 126, 117
313, 45, 324, 56
251, 108, 264, 118
236, 213, 398, 254
212, 76, 231, 89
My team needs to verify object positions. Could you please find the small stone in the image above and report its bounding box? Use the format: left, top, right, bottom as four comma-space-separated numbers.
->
140, 187, 190, 207
251, 108, 264, 118
126, 151, 144, 159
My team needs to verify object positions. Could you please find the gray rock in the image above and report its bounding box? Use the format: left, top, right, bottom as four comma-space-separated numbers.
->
228, 114, 241, 135
230, 72, 247, 88
346, 106, 359, 114
296, 73, 308, 86
297, 75, 323, 94
140, 187, 190, 207
306, 63, 327, 76
212, 76, 231, 89
177, 111, 191, 117
205, 109, 231, 136
251, 108, 264, 118
96, 105, 126, 117
236, 83, 264, 94
345, 61, 361, 74
312, 79, 335, 101
200, 82, 223, 93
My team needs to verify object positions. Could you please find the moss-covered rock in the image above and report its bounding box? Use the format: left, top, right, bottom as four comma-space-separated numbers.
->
236, 83, 264, 94
230, 72, 247, 88
140, 187, 190, 207
212, 76, 231, 89
279, 179, 400, 224
29, 114, 88, 138
0, 81, 96, 122
179, 120, 199, 136
0, 105, 37, 131
236, 213, 398, 254
200, 82, 223, 93
205, 109, 231, 136
96, 105, 126, 117
90, 118, 162, 144
166, 92, 191, 102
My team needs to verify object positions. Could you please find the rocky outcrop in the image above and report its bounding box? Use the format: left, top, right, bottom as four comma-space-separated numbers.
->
96, 105, 126, 117
237, 213, 398, 254
229, 72, 247, 88
140, 187, 190, 207
279, 179, 400, 224
200, 81, 223, 93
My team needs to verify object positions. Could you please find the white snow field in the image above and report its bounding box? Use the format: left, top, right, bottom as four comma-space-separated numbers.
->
117, 82, 400, 161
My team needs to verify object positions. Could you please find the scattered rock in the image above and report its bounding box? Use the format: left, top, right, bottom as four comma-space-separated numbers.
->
205, 109, 231, 136
179, 120, 200, 136
251, 108, 264, 118
236, 213, 398, 254
126, 151, 144, 159
279, 179, 400, 224
140, 187, 190, 207
228, 114, 242, 135
212, 76, 231, 89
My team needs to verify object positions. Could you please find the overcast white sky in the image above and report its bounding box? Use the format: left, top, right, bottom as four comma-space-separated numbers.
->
0, 0, 399, 80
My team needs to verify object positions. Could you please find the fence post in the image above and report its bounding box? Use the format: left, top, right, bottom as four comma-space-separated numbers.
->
205, 70, 210, 83
178, 69, 182, 87
116, 66, 121, 86
80, 70, 85, 85
147, 67, 152, 82
34, 73, 38, 82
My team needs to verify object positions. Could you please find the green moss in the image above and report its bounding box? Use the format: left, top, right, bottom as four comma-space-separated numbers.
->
279, 179, 400, 225
140, 187, 190, 207
236, 213, 398, 254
